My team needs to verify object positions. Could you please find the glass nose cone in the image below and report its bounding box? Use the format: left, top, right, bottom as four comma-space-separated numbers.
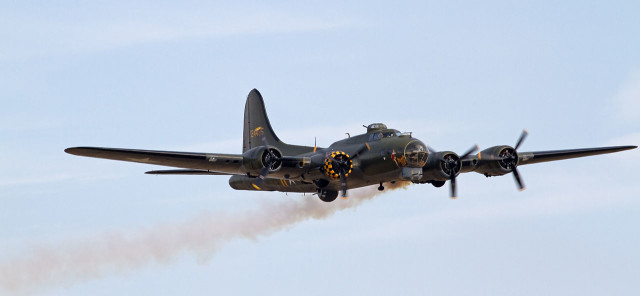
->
404, 140, 428, 167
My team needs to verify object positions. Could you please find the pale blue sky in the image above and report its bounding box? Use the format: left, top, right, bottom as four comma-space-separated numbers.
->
1, 1, 639, 295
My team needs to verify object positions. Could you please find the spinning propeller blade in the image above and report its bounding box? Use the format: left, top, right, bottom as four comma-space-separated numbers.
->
445, 145, 479, 199
252, 136, 282, 190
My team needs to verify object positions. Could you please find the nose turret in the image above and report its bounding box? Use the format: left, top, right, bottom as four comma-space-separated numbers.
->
404, 139, 428, 167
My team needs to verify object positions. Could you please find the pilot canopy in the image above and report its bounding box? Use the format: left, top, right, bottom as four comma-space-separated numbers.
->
365, 123, 427, 167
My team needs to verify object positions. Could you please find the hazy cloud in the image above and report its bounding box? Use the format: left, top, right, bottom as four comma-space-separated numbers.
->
1, 8, 360, 60
352, 171, 640, 245
613, 71, 640, 123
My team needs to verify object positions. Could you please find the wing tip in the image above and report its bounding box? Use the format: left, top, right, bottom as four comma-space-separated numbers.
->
65, 147, 98, 156
615, 145, 638, 152
64, 147, 82, 155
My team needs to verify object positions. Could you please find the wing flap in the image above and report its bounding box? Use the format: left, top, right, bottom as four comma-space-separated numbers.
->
65, 147, 243, 174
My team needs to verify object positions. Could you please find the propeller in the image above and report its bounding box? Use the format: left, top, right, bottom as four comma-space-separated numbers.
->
340, 144, 371, 198
323, 144, 370, 199
506, 129, 528, 191
441, 145, 479, 199
340, 168, 348, 199
323, 151, 353, 198
252, 136, 282, 190
475, 130, 528, 191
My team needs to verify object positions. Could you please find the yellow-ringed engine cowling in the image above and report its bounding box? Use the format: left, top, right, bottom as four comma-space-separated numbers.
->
322, 151, 353, 179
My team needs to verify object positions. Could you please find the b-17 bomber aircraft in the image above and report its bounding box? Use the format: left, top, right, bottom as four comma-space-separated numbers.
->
66, 89, 637, 202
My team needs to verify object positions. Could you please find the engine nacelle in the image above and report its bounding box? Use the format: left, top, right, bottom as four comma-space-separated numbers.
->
475, 145, 518, 176
241, 146, 282, 175
229, 175, 268, 191
420, 151, 460, 181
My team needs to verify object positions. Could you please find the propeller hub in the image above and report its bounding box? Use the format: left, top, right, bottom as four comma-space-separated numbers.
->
497, 147, 518, 170
261, 148, 282, 171
441, 153, 461, 176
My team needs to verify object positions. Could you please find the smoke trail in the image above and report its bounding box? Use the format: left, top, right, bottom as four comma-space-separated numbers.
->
0, 182, 409, 293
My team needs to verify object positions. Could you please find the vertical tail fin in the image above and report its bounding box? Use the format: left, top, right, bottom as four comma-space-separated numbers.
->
243, 89, 281, 152
241, 89, 315, 155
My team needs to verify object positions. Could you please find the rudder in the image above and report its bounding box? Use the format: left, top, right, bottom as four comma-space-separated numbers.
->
243, 89, 281, 152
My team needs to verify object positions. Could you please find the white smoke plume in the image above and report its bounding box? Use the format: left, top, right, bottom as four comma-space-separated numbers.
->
0, 182, 409, 293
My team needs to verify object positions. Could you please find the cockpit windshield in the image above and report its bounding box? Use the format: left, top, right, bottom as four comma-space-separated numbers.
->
369, 130, 399, 141
382, 131, 396, 138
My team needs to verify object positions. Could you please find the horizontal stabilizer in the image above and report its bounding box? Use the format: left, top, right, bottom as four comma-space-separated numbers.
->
145, 169, 232, 175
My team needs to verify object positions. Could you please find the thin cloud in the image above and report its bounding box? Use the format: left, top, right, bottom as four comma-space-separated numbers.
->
351, 172, 640, 245
1, 9, 361, 60
0, 174, 77, 188
613, 71, 640, 123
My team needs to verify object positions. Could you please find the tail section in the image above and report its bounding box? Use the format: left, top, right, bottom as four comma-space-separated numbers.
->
242, 89, 314, 155
243, 89, 281, 152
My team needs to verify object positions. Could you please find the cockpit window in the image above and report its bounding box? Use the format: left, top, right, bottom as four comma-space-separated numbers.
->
369, 130, 397, 141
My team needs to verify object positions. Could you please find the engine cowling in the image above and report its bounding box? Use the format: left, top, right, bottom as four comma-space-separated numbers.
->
321, 151, 352, 179
420, 151, 461, 181
241, 146, 282, 175
475, 145, 518, 176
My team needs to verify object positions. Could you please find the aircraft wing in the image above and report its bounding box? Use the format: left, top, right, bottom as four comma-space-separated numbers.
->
65, 147, 244, 175
144, 169, 231, 175
517, 145, 636, 165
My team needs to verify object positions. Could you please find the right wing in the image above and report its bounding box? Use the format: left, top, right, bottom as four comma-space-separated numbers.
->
518, 145, 637, 165
65, 147, 244, 175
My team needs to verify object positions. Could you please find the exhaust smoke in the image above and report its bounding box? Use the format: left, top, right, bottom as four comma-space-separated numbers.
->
0, 182, 409, 292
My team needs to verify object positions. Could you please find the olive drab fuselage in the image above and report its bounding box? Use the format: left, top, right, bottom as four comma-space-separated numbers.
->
231, 123, 430, 194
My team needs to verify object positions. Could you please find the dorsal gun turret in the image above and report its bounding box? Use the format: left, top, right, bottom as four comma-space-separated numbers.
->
366, 123, 387, 133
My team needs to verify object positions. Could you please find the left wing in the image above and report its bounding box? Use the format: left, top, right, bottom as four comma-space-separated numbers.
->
65, 147, 243, 175
145, 169, 231, 175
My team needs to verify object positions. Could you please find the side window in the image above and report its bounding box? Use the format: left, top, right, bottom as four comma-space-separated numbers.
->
380, 149, 393, 156
369, 133, 382, 141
